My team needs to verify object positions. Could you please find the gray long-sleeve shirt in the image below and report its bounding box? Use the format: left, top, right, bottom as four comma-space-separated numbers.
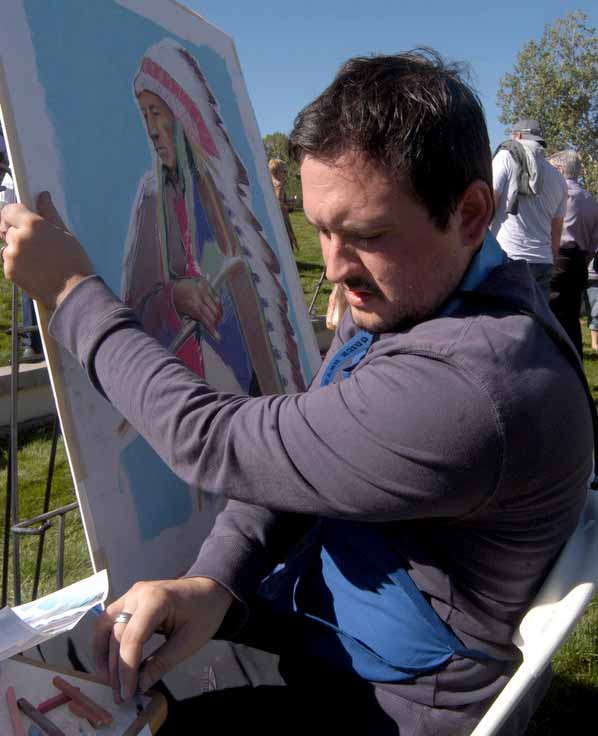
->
49, 258, 592, 711
561, 178, 598, 254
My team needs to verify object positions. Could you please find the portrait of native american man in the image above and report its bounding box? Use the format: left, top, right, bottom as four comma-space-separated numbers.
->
122, 39, 305, 395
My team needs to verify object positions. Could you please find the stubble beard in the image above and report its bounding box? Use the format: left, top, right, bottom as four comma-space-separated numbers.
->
350, 291, 447, 334
350, 303, 417, 334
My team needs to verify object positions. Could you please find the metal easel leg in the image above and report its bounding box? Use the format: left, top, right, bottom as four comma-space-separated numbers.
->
32, 415, 60, 600
308, 268, 326, 316
2, 450, 11, 607
9, 283, 21, 604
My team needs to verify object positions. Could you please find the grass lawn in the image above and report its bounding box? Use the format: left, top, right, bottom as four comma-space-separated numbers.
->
0, 279, 15, 366
290, 209, 332, 315
0, 213, 597, 731
0, 423, 92, 604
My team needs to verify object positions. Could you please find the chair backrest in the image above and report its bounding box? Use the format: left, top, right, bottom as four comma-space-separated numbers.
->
471, 491, 598, 736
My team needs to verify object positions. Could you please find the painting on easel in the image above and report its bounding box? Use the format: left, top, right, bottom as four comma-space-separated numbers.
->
0, 0, 320, 598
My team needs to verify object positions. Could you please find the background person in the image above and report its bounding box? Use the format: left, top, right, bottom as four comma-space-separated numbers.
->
268, 158, 299, 251
548, 149, 598, 357
491, 119, 568, 299
586, 256, 598, 351
0, 52, 592, 736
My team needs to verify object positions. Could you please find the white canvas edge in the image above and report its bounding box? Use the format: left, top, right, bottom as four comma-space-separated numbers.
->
0, 6, 102, 577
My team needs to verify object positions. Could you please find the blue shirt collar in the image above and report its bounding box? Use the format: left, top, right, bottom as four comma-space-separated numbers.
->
443, 231, 506, 316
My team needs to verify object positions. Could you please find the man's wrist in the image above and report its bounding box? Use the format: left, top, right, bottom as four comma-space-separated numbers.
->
56, 272, 96, 309
185, 576, 234, 609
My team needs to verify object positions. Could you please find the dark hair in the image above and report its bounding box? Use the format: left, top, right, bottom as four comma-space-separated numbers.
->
289, 50, 491, 230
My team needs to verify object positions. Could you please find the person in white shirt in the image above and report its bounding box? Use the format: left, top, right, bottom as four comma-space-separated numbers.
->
491, 119, 567, 299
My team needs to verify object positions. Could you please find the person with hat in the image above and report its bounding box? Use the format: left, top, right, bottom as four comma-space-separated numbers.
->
491, 119, 568, 299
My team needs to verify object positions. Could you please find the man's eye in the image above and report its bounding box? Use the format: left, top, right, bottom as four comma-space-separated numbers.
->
358, 234, 381, 246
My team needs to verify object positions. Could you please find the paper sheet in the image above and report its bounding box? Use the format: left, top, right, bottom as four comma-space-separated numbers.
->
0, 571, 108, 661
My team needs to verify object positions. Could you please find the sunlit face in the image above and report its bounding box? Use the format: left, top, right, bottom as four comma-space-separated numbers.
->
301, 152, 478, 333
137, 90, 177, 172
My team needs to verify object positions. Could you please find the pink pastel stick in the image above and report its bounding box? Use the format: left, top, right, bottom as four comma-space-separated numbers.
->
37, 692, 71, 714
6, 686, 27, 736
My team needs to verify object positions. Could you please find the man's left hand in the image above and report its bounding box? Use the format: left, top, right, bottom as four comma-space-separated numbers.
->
0, 191, 95, 309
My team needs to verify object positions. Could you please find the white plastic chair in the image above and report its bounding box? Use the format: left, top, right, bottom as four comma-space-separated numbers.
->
471, 490, 598, 736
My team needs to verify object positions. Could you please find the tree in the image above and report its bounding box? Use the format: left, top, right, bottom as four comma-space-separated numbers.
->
497, 11, 598, 194
262, 132, 302, 204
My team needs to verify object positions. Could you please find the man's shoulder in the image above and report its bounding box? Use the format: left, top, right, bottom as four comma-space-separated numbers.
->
138, 170, 158, 198
492, 148, 513, 171
571, 181, 598, 206
542, 160, 567, 192
372, 263, 533, 356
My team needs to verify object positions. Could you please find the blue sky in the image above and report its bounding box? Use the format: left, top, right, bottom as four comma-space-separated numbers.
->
188, 1, 598, 152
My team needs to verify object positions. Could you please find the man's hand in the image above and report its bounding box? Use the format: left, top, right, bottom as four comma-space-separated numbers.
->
173, 277, 223, 340
0, 192, 94, 309
92, 576, 233, 702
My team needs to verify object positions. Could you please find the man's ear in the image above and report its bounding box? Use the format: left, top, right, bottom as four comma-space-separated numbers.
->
457, 180, 494, 250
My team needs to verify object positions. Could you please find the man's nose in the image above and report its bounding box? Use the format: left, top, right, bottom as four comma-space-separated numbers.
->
324, 234, 361, 284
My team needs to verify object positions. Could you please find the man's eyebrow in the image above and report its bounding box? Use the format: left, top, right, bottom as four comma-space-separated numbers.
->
303, 213, 391, 233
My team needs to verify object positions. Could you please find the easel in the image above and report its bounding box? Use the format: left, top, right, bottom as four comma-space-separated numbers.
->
0, 278, 78, 608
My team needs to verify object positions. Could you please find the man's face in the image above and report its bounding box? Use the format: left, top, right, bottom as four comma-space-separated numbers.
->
301, 152, 477, 333
137, 90, 177, 172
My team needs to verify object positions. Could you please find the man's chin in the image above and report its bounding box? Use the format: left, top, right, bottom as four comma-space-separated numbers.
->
350, 306, 410, 334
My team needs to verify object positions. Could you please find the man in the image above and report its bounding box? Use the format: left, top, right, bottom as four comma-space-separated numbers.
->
491, 119, 568, 299
548, 150, 598, 357
268, 158, 300, 251
0, 52, 592, 735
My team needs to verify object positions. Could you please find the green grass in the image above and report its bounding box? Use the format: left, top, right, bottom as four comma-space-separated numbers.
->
1, 215, 598, 731
527, 327, 598, 730
290, 210, 332, 316
0, 274, 14, 366
0, 424, 92, 605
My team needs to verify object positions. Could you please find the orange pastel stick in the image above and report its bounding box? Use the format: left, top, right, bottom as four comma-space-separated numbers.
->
52, 676, 113, 725
6, 686, 27, 736
68, 701, 104, 729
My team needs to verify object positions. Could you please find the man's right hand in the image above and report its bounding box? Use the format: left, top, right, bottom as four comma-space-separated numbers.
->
92, 576, 233, 703
0, 192, 95, 309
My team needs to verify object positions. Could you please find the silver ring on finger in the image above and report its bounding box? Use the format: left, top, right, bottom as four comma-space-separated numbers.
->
114, 611, 133, 626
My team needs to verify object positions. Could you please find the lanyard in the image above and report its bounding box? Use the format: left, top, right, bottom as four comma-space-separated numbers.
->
320, 330, 374, 387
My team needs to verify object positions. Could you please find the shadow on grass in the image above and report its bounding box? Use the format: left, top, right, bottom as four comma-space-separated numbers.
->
0, 423, 56, 472
295, 260, 325, 273
526, 674, 598, 734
